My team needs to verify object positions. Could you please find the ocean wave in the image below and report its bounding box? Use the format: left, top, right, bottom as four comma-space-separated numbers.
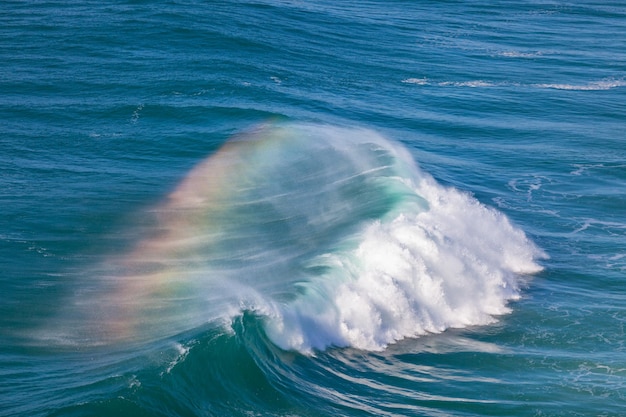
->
41, 122, 545, 353
264, 157, 545, 352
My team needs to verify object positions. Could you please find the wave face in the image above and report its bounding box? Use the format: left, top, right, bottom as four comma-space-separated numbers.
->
45, 122, 544, 352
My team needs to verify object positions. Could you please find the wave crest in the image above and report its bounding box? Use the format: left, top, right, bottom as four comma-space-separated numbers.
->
44, 122, 545, 352
265, 162, 544, 352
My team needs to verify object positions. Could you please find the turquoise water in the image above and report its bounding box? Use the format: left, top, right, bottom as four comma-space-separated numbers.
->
1, 1, 625, 416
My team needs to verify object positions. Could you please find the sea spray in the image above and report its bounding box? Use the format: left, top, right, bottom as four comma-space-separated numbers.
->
42, 122, 545, 351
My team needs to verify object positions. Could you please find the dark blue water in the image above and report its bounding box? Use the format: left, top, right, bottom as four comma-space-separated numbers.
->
2, 1, 625, 416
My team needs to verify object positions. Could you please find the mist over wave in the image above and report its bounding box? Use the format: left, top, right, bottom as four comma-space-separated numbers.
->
43, 122, 545, 353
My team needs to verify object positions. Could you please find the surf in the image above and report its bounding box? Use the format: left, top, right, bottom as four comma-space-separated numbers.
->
41, 122, 545, 352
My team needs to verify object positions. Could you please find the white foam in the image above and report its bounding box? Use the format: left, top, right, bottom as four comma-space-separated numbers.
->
161, 342, 192, 375
404, 78, 517, 88
265, 165, 546, 353
401, 77, 429, 85
402, 78, 497, 88
535, 79, 626, 91
497, 50, 544, 58
130, 104, 144, 124
439, 80, 496, 88
401, 77, 626, 91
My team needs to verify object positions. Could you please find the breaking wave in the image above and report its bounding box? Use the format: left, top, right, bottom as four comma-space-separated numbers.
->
44, 122, 545, 353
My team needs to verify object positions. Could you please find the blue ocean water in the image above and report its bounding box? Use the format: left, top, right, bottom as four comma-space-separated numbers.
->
1, 1, 625, 416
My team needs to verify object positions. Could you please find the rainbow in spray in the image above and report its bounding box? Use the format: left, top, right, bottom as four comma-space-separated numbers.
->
47, 122, 546, 351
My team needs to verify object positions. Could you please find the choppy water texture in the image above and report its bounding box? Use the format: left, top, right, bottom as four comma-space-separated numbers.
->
1, 1, 625, 416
